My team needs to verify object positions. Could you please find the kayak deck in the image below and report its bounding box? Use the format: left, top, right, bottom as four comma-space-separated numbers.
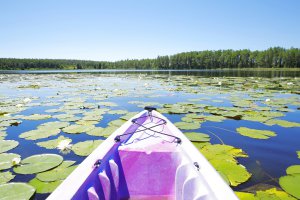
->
49, 109, 238, 200
75, 112, 208, 199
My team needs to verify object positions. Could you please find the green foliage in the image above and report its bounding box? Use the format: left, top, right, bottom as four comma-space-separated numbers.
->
0, 183, 35, 199
1, 47, 299, 70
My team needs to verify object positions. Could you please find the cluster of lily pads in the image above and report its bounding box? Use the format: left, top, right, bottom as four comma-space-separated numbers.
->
0, 73, 299, 199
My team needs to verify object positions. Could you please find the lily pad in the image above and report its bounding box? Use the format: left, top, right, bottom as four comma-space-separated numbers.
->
256, 188, 297, 200
264, 119, 300, 128
29, 178, 62, 194
86, 127, 104, 136
279, 164, 300, 199
23, 114, 51, 120
0, 140, 19, 153
36, 160, 77, 182
62, 124, 95, 134
184, 132, 210, 142
19, 128, 61, 140
235, 191, 255, 200
0, 182, 35, 200
0, 153, 21, 170
108, 119, 126, 127
98, 102, 117, 107
107, 110, 128, 115
236, 127, 276, 139
36, 136, 72, 149
14, 154, 63, 174
297, 151, 300, 159
72, 140, 103, 156
174, 122, 201, 130
0, 171, 15, 184
101, 126, 117, 137
199, 144, 250, 186
37, 121, 69, 129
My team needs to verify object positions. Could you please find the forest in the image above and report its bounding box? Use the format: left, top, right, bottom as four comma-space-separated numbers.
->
0, 47, 299, 70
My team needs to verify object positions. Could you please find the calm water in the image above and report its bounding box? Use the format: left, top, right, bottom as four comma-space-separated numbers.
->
0, 70, 299, 199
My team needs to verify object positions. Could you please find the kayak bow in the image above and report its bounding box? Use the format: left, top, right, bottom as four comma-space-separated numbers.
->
48, 107, 238, 200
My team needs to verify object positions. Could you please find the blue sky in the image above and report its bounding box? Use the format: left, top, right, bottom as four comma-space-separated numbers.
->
0, 0, 299, 61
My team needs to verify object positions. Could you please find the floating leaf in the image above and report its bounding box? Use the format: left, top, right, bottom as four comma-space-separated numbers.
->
101, 126, 117, 137
14, 154, 63, 174
236, 127, 276, 139
19, 128, 61, 140
256, 188, 297, 200
86, 127, 104, 136
107, 110, 128, 115
120, 112, 139, 120
0, 131, 7, 140
37, 121, 69, 129
98, 102, 117, 107
0, 153, 20, 170
0, 171, 15, 184
199, 144, 250, 186
235, 191, 255, 200
23, 114, 51, 120
297, 151, 300, 159
0, 182, 35, 199
184, 132, 210, 142
108, 119, 126, 127
72, 140, 103, 156
62, 124, 95, 134
174, 122, 201, 130
36, 160, 77, 182
279, 164, 300, 199
0, 140, 19, 153
265, 119, 300, 128
36, 136, 72, 149
29, 178, 62, 194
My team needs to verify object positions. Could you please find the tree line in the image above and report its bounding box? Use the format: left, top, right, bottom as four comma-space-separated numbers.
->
0, 47, 299, 70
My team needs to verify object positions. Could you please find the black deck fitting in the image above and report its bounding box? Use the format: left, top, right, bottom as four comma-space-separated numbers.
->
144, 106, 157, 112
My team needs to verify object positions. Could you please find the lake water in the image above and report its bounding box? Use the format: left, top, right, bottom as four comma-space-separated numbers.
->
0, 70, 299, 199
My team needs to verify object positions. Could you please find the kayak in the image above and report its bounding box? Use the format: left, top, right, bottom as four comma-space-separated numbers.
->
48, 107, 238, 200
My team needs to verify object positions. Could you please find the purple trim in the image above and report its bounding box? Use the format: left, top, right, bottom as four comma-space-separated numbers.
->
71, 113, 148, 200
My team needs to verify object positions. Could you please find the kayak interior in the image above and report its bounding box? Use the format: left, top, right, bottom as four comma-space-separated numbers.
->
72, 110, 211, 200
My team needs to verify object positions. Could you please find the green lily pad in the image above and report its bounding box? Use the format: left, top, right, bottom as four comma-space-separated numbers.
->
72, 140, 103, 156
174, 122, 201, 130
0, 153, 20, 170
0, 131, 7, 140
199, 144, 250, 186
184, 132, 210, 142
120, 112, 139, 120
279, 162, 300, 199
0, 140, 19, 153
108, 119, 126, 127
256, 188, 297, 200
36, 160, 77, 182
76, 120, 99, 125
37, 121, 69, 129
29, 178, 62, 194
0, 182, 35, 200
297, 151, 300, 159
235, 191, 256, 200
19, 128, 61, 140
98, 102, 117, 107
23, 114, 51, 120
264, 119, 300, 128
286, 165, 300, 175
0, 171, 15, 184
107, 110, 128, 115
236, 127, 276, 139
14, 154, 63, 174
62, 124, 95, 134
101, 126, 117, 137
86, 127, 104, 136
36, 136, 72, 149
